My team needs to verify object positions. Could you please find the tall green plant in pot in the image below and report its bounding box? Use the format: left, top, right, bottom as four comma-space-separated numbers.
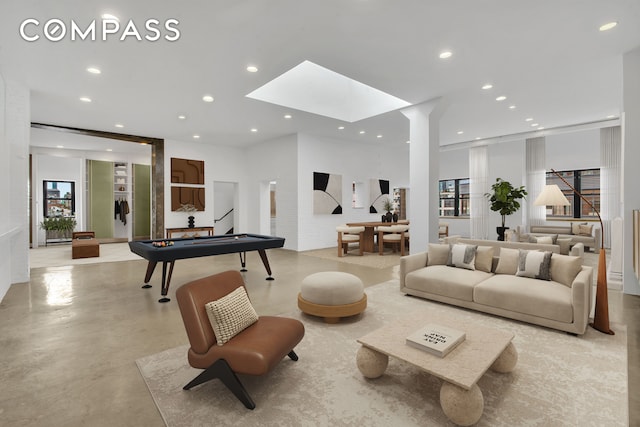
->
485, 178, 527, 241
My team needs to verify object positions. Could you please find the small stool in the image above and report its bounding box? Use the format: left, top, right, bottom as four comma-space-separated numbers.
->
298, 271, 367, 324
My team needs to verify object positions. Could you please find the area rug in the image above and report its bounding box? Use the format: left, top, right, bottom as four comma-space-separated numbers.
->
301, 247, 402, 269
136, 280, 628, 426
30, 242, 143, 269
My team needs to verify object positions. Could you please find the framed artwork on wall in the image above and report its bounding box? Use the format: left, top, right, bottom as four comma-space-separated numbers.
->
171, 157, 205, 185
171, 186, 205, 211
369, 178, 390, 213
313, 172, 342, 214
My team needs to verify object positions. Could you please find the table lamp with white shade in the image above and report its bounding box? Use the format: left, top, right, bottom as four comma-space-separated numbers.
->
533, 169, 613, 335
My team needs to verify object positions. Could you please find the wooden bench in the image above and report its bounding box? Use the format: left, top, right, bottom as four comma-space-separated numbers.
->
71, 231, 100, 259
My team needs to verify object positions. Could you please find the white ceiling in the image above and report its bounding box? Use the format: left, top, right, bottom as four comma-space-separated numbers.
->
1, 1, 639, 150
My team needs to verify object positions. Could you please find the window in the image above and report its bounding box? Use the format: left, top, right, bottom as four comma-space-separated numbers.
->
43, 180, 75, 217
544, 169, 600, 219
439, 178, 470, 217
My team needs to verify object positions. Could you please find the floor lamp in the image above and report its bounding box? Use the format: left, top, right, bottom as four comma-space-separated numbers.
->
533, 169, 614, 335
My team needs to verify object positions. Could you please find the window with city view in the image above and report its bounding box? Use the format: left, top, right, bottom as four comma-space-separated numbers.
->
544, 169, 600, 219
439, 178, 470, 217
43, 180, 75, 217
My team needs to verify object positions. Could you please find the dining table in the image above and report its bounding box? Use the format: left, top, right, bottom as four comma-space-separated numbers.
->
345, 221, 408, 253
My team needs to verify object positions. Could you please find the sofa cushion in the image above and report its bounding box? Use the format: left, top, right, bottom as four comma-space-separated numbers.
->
495, 247, 519, 275
556, 238, 571, 255
550, 254, 583, 287
571, 222, 586, 235
405, 265, 492, 302
427, 243, 450, 266
447, 244, 477, 270
516, 250, 552, 280
475, 246, 494, 273
473, 275, 573, 323
578, 224, 593, 236
531, 235, 554, 245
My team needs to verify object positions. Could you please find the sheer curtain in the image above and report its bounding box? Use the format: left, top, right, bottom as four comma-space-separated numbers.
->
469, 146, 489, 239
525, 137, 546, 230
600, 126, 622, 248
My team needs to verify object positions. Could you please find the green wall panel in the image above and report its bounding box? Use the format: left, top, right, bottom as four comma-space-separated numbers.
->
133, 164, 151, 240
88, 160, 114, 239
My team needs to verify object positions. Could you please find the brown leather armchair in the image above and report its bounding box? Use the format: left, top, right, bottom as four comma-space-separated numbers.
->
176, 270, 305, 409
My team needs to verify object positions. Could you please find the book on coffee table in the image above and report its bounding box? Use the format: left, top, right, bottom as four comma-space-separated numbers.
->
406, 323, 466, 357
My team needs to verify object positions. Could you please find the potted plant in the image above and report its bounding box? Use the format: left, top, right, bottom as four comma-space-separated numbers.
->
485, 178, 527, 241
382, 197, 394, 222
40, 216, 77, 241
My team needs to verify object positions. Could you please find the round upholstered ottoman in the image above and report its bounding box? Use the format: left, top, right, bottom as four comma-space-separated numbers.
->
298, 271, 367, 324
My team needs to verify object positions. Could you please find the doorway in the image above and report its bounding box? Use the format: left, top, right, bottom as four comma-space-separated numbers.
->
213, 181, 237, 235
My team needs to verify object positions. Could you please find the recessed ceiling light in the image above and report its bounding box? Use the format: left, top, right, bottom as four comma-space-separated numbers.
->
599, 22, 618, 32
79, 97, 92, 103
538, 127, 545, 130
284, 114, 292, 119
115, 123, 124, 128
202, 95, 214, 103
439, 51, 452, 59
525, 117, 533, 122
338, 126, 345, 130
509, 105, 516, 110
377, 135, 383, 138
251, 128, 258, 132
606, 115, 615, 119
87, 67, 101, 74
495, 96, 506, 101
56, 145, 64, 149
457, 131, 464, 135
193, 134, 200, 139
247, 66, 258, 73
475, 137, 482, 140
406, 140, 410, 144
106, 148, 113, 152
101, 13, 119, 21
359, 130, 365, 134
178, 114, 187, 120
531, 123, 539, 127
482, 84, 493, 90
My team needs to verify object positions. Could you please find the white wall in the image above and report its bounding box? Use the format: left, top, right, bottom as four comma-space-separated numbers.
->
0, 76, 30, 302
297, 133, 410, 251
623, 47, 640, 295
245, 134, 298, 249
163, 139, 247, 233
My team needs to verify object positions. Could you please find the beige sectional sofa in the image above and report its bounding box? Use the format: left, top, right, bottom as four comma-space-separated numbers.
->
514, 224, 600, 253
400, 239, 593, 335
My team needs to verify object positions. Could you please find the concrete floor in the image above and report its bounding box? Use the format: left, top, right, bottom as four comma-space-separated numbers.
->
0, 248, 637, 426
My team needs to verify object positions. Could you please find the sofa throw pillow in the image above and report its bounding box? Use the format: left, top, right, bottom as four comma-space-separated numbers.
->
427, 243, 450, 266
474, 246, 495, 273
534, 236, 554, 245
447, 244, 477, 270
571, 222, 586, 235
205, 286, 259, 346
550, 254, 583, 287
495, 247, 520, 275
515, 250, 552, 280
556, 238, 572, 255
578, 224, 593, 236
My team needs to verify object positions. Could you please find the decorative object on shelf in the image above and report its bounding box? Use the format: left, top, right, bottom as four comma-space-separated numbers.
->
534, 169, 614, 335
177, 203, 198, 228
485, 178, 527, 241
313, 172, 342, 214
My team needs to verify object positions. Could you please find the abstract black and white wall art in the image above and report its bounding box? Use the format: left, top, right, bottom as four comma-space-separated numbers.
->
313, 172, 342, 214
369, 178, 390, 213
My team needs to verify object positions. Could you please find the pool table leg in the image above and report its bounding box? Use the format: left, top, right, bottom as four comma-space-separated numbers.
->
239, 252, 247, 272
158, 261, 175, 303
142, 261, 157, 288
258, 249, 275, 281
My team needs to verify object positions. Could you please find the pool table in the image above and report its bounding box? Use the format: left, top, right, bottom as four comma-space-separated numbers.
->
128, 233, 285, 302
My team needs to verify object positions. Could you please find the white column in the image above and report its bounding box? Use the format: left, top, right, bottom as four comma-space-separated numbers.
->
600, 126, 622, 248
623, 47, 640, 295
401, 98, 446, 252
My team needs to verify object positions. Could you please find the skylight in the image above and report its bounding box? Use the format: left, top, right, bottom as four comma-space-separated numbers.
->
246, 60, 411, 123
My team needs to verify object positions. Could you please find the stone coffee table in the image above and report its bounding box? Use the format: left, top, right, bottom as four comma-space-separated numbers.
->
356, 309, 517, 426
